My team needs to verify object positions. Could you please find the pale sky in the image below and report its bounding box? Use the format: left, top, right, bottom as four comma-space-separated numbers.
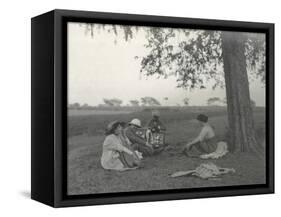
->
67, 22, 266, 106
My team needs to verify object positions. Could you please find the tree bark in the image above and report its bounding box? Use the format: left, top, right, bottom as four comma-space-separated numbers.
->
221, 31, 260, 154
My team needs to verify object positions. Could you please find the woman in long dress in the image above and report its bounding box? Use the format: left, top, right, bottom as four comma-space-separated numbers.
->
101, 121, 140, 171
183, 114, 218, 157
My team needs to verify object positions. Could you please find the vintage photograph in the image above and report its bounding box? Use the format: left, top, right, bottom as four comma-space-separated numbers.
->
67, 22, 266, 195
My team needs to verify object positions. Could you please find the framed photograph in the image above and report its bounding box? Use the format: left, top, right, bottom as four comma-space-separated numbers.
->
31, 9, 274, 207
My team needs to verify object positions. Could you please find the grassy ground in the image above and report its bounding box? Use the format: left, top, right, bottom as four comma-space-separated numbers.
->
68, 106, 228, 137
67, 107, 266, 195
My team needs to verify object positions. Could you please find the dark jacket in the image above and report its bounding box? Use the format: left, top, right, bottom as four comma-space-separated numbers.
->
124, 126, 154, 156
147, 117, 166, 133
124, 126, 147, 146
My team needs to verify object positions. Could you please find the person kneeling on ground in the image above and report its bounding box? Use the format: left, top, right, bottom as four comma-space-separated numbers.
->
124, 119, 154, 157
101, 121, 140, 171
182, 114, 218, 158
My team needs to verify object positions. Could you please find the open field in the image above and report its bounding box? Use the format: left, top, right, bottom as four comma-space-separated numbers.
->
68, 106, 230, 137
67, 107, 266, 195
69, 109, 134, 116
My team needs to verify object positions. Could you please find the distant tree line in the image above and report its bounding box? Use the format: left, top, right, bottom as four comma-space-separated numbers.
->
206, 97, 256, 107
68, 97, 256, 109
68, 96, 191, 109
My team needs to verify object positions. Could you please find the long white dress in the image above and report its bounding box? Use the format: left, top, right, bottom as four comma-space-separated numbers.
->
101, 134, 128, 170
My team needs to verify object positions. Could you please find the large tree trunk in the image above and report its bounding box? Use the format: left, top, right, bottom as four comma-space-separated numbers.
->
221, 31, 260, 154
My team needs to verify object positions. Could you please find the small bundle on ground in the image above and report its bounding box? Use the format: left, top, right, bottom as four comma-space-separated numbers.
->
170, 162, 235, 179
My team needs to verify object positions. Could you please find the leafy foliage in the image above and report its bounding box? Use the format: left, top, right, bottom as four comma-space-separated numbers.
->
103, 98, 123, 106
140, 96, 161, 106
82, 24, 265, 90
68, 102, 81, 109
207, 97, 222, 106
138, 29, 265, 90
138, 28, 224, 90
129, 100, 140, 106
183, 97, 190, 106
81, 23, 138, 42
245, 34, 266, 83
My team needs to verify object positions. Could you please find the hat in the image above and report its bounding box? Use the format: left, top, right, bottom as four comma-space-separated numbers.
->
129, 118, 141, 128
105, 120, 120, 135
196, 114, 208, 123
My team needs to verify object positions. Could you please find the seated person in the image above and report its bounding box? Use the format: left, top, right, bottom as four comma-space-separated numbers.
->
101, 121, 140, 171
124, 119, 154, 157
118, 121, 142, 167
183, 114, 217, 157
146, 110, 166, 150
147, 110, 166, 133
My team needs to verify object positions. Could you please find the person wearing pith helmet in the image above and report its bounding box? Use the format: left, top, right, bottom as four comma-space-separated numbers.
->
129, 118, 142, 128
125, 118, 154, 157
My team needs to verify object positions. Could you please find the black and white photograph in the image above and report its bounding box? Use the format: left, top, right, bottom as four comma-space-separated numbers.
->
0, 0, 280, 213
67, 21, 267, 195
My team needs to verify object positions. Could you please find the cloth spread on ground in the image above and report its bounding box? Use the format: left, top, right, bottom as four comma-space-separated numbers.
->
170, 162, 235, 179
200, 141, 228, 159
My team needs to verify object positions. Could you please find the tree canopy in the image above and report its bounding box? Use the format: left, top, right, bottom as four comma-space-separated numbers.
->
82, 23, 265, 91
137, 28, 265, 90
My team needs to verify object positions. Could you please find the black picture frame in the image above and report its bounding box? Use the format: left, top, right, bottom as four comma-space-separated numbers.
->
31, 9, 274, 208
